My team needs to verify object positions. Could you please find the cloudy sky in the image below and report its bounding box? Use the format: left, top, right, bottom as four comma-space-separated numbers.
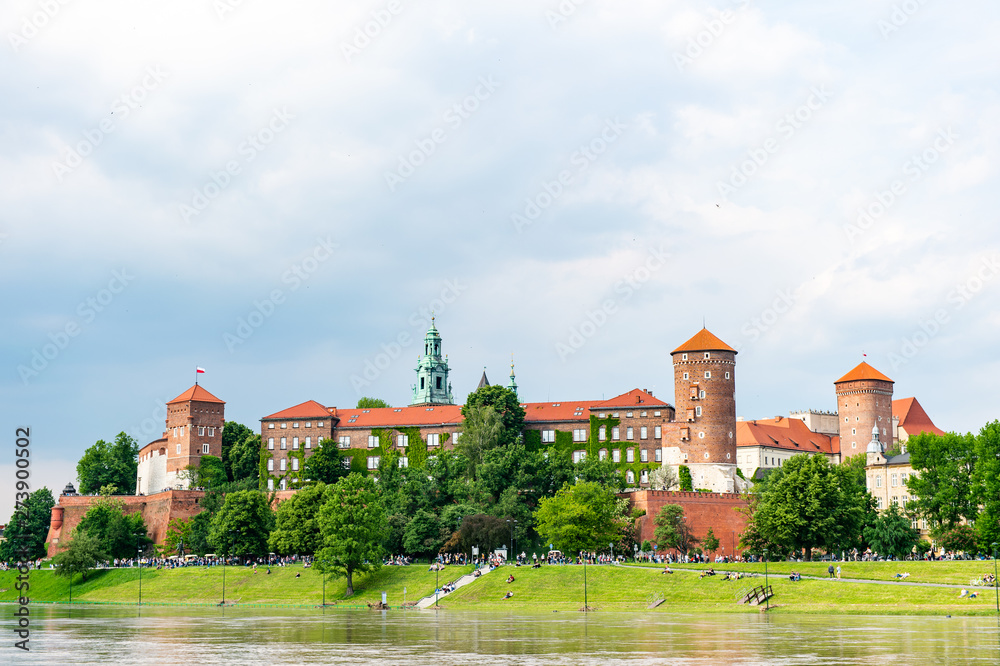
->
2, 0, 998, 520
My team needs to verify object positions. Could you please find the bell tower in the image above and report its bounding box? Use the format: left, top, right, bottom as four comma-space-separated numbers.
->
410, 317, 454, 406
835, 361, 894, 459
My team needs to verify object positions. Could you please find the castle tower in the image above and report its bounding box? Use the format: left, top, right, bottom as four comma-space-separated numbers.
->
835, 362, 894, 458
507, 355, 518, 397
671, 328, 738, 493
410, 317, 454, 406
865, 423, 884, 466
163, 384, 225, 487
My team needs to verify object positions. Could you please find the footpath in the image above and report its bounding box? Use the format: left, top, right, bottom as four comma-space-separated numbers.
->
415, 566, 492, 609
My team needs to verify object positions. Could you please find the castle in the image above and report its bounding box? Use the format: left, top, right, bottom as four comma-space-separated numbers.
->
46, 322, 945, 554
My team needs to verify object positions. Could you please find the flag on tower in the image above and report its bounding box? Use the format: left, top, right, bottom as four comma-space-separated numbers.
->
196, 367, 206, 374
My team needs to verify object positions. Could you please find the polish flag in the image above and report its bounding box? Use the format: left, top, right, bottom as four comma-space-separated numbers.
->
196, 367, 206, 374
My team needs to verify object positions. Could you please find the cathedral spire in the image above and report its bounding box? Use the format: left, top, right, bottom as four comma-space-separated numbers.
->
507, 354, 518, 397
410, 319, 454, 406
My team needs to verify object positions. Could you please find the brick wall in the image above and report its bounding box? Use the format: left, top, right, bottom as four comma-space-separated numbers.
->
626, 489, 748, 556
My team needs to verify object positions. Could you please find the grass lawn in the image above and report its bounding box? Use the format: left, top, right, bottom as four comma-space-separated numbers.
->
0, 563, 472, 608
439, 563, 1000, 616
631, 560, 1000, 586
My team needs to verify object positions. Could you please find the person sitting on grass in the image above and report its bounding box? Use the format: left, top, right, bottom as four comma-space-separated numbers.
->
507, 574, 515, 583
502, 591, 513, 600
662, 566, 673, 574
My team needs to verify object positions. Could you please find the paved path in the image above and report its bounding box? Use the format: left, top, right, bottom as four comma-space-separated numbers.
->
415, 566, 492, 609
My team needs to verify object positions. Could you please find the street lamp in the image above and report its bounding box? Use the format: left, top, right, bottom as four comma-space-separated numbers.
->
136, 532, 145, 606
992, 542, 998, 616
581, 550, 588, 612
763, 548, 769, 611
506, 519, 517, 563
222, 530, 235, 606
435, 554, 441, 608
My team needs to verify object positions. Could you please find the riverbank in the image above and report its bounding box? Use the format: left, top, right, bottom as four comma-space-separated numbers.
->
2, 561, 997, 615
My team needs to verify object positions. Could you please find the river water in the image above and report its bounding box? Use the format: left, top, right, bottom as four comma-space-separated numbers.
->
5, 606, 999, 665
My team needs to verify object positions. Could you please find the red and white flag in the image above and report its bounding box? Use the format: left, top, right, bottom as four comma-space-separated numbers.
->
196, 367, 206, 374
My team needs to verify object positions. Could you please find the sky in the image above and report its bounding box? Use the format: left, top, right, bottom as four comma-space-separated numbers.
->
2, 0, 998, 522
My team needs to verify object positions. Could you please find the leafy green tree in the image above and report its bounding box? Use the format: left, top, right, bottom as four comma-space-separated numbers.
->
906, 431, 978, 536
455, 514, 507, 554
229, 434, 262, 483
534, 481, 622, 555
268, 483, 333, 555
0, 487, 55, 563
455, 404, 503, 479
208, 490, 275, 558
752, 453, 865, 560
462, 385, 525, 448
653, 504, 698, 555
221, 421, 255, 482
356, 397, 390, 409
678, 465, 693, 491
52, 530, 108, 580
75, 497, 152, 559
972, 421, 1000, 546
863, 504, 919, 558
315, 473, 388, 597
163, 517, 192, 556
937, 525, 978, 553
185, 489, 225, 556
76, 432, 139, 495
302, 439, 350, 485
183, 454, 228, 489
403, 509, 443, 556
702, 528, 720, 557
576, 455, 625, 491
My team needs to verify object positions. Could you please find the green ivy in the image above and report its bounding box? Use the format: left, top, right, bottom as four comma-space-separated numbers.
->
523, 430, 542, 452
257, 445, 274, 491
679, 465, 693, 491
399, 427, 428, 468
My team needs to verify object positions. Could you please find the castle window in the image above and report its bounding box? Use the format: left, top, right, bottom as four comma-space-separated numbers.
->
626, 427, 634, 440
612, 413, 619, 418
704, 371, 711, 379
655, 449, 662, 462
542, 430, 555, 443
699, 390, 706, 399
626, 448, 635, 462
280, 459, 286, 471
436, 376, 442, 389
453, 432, 461, 443
640, 449, 648, 462
704, 352, 710, 359
367, 456, 380, 470
281, 423, 287, 429
573, 450, 586, 463
640, 469, 649, 484
683, 372, 689, 380
198, 426, 205, 436
682, 353, 688, 361
852, 442, 856, 448
281, 438, 287, 450
654, 411, 661, 417
339, 436, 351, 448
640, 427, 647, 439
698, 432, 705, 439
177, 443, 181, 454
428, 433, 440, 446
573, 429, 587, 442
399, 457, 408, 468
598, 413, 606, 419
280, 479, 287, 490
612, 449, 621, 463
305, 437, 311, 449
292, 458, 299, 471
368, 435, 379, 448
305, 422, 311, 428
875, 475, 882, 488
267, 459, 274, 471
612, 427, 620, 440
293, 437, 299, 450
293, 423, 299, 428
845, 417, 849, 422
695, 406, 702, 417
268, 423, 274, 429
397, 434, 408, 448
626, 412, 633, 418
852, 428, 856, 435
318, 421, 323, 427
202, 444, 209, 454
599, 426, 607, 441
725, 372, 730, 380
268, 479, 274, 491
626, 470, 635, 484
209, 427, 216, 437
268, 438, 274, 450
421, 378, 425, 389
891, 473, 898, 487
654, 426, 662, 439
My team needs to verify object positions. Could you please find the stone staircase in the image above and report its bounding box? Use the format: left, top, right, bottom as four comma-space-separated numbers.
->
415, 566, 491, 608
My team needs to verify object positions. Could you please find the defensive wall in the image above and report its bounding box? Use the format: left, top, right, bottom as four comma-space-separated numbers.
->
626, 489, 748, 556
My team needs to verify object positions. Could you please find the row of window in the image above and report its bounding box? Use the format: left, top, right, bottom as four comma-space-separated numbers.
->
267, 437, 315, 451
267, 421, 325, 429
332, 433, 462, 449
596, 425, 663, 442
680, 352, 715, 361
873, 472, 910, 488
172, 425, 216, 438
681, 371, 730, 380
266, 457, 301, 472
175, 443, 211, 455
596, 411, 663, 419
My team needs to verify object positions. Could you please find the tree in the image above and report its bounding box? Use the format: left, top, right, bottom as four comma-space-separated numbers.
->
163, 518, 192, 556
0, 487, 55, 563
52, 530, 108, 580
678, 465, 693, 491
75, 497, 152, 560
182, 454, 227, 489
906, 431, 978, 536
653, 504, 698, 555
403, 509, 443, 556
576, 455, 625, 491
751, 453, 865, 560
534, 481, 621, 555
937, 525, 978, 554
648, 466, 679, 491
221, 421, 255, 482
972, 421, 1000, 546
76, 432, 139, 495
229, 434, 262, 484
356, 397, 390, 409
268, 483, 333, 556
702, 528, 720, 557
302, 439, 349, 485
863, 504, 919, 559
454, 404, 503, 479
208, 490, 275, 558
455, 514, 508, 554
462, 386, 525, 448
315, 473, 388, 597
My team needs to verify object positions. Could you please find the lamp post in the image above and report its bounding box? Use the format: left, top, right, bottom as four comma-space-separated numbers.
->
581, 550, 588, 612
136, 532, 144, 606
506, 519, 517, 563
610, 542, 614, 564
992, 542, 998, 616
435, 554, 440, 608
763, 548, 769, 611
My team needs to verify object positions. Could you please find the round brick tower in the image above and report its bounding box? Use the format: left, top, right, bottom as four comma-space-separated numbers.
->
835, 361, 894, 459
671, 328, 738, 492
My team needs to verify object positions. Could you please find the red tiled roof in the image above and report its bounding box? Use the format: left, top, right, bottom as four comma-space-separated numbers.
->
262, 400, 334, 420
168, 384, 225, 404
590, 389, 667, 410
522, 401, 593, 423
737, 416, 835, 455
672, 328, 736, 354
893, 397, 945, 437
835, 361, 893, 384
334, 404, 464, 429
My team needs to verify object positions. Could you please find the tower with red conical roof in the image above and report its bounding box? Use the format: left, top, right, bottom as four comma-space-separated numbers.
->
835, 362, 894, 458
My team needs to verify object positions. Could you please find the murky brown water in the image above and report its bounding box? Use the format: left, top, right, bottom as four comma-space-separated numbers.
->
5, 606, 1000, 664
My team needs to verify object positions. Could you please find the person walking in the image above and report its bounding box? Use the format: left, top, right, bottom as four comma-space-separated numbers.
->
836, 565, 841, 580
828, 564, 835, 578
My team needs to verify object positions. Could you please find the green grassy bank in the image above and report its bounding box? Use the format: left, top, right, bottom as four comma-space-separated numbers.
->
0, 563, 472, 608
646, 560, 999, 586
